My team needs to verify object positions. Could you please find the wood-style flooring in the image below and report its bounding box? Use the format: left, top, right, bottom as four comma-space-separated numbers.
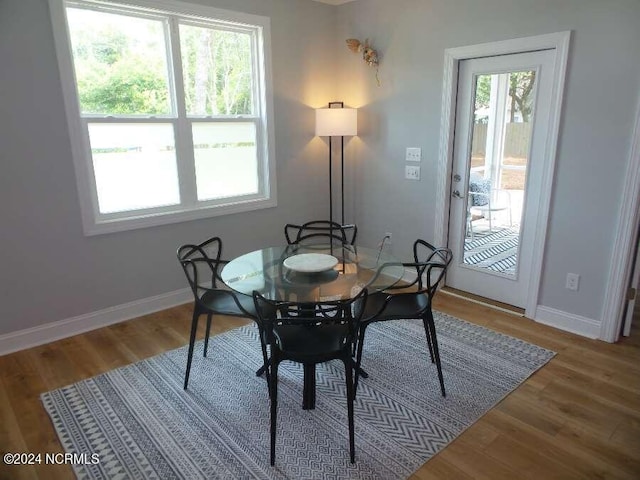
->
1, 295, 639, 479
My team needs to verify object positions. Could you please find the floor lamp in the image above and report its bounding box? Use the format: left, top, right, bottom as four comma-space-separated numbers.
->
315, 102, 358, 227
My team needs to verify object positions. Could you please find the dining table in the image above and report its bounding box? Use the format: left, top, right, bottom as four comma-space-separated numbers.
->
220, 243, 405, 409
221, 243, 404, 302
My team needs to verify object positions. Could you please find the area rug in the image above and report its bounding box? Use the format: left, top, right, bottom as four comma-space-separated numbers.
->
464, 226, 520, 274
41, 313, 554, 479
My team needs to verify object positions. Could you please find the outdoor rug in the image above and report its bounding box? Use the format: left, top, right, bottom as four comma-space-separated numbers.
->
464, 226, 520, 274
41, 313, 554, 479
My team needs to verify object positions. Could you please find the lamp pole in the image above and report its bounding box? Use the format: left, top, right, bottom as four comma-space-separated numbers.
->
328, 101, 345, 227
329, 134, 333, 230
341, 134, 345, 226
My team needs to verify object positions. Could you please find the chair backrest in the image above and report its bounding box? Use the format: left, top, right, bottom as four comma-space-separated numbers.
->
413, 239, 453, 298
284, 220, 358, 246
253, 288, 368, 349
177, 237, 224, 300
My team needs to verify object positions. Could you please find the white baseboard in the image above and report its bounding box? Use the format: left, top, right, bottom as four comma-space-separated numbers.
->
535, 306, 601, 340
439, 288, 524, 317
0, 288, 606, 356
0, 288, 192, 356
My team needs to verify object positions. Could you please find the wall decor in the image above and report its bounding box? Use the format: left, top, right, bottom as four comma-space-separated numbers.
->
346, 38, 380, 86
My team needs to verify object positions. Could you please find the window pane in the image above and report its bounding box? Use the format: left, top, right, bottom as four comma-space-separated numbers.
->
500, 168, 526, 190
470, 74, 492, 176
88, 123, 180, 213
67, 8, 172, 115
192, 122, 258, 200
180, 24, 253, 115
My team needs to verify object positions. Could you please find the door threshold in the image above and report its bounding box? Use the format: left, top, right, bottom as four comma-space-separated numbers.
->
440, 287, 525, 317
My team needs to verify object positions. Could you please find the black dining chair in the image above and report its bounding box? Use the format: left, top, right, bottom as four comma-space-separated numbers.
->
284, 220, 358, 245
177, 237, 270, 390
253, 288, 368, 466
354, 239, 453, 397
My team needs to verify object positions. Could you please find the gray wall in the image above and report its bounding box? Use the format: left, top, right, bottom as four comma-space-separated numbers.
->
337, 0, 640, 321
0, 0, 337, 335
2, 0, 639, 337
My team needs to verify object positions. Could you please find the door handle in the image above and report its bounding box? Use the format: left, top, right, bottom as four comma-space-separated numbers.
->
452, 190, 464, 199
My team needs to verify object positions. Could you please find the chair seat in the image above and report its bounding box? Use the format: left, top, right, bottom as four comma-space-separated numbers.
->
471, 204, 509, 214
200, 290, 257, 317
273, 323, 349, 359
362, 291, 429, 322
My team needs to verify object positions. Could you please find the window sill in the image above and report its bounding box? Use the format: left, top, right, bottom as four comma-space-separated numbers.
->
82, 197, 277, 236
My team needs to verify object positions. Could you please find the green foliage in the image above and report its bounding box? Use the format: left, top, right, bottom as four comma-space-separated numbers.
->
473, 71, 536, 123
180, 25, 253, 116
69, 10, 170, 115
77, 56, 170, 115
68, 8, 253, 117
475, 74, 492, 110
509, 71, 536, 122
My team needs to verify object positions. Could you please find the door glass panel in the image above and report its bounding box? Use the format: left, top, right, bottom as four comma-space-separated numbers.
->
463, 70, 536, 276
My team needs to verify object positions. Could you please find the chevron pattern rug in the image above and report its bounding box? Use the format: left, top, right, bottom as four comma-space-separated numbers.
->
41, 313, 554, 479
464, 226, 520, 274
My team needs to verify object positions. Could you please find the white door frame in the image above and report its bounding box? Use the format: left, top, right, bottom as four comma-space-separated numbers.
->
434, 31, 571, 319
600, 104, 640, 342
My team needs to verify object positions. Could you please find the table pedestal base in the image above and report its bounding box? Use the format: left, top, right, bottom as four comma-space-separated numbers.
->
302, 363, 316, 410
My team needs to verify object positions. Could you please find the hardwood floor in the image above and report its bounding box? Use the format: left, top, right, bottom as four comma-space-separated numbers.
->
1, 296, 639, 479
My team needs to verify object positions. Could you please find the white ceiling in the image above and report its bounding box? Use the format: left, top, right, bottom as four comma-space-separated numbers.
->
311, 0, 356, 5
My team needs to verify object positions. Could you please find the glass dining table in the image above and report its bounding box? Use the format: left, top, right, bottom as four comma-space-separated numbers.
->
220, 243, 405, 409
220, 243, 404, 302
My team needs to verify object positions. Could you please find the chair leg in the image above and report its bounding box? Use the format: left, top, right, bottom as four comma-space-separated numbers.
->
422, 317, 435, 363
256, 359, 270, 377
259, 340, 271, 389
425, 310, 446, 397
203, 313, 213, 357
184, 309, 200, 390
255, 326, 270, 375
354, 324, 369, 395
343, 356, 356, 464
269, 357, 279, 466
354, 324, 369, 379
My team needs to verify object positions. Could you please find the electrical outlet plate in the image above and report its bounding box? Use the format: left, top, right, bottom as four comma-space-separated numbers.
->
406, 147, 421, 162
566, 273, 580, 291
405, 165, 420, 180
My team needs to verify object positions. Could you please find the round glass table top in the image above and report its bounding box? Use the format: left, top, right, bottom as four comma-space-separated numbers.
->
221, 244, 405, 302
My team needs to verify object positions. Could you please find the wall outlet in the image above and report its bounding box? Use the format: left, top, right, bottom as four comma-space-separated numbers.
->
566, 273, 580, 291
384, 232, 392, 244
406, 147, 422, 162
405, 165, 421, 180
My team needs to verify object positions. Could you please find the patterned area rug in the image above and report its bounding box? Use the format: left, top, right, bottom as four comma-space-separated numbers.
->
464, 226, 520, 274
41, 313, 554, 479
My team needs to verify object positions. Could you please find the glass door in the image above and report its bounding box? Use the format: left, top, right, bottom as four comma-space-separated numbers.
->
447, 50, 554, 308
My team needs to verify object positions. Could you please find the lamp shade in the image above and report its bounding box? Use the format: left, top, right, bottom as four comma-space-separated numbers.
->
315, 107, 357, 136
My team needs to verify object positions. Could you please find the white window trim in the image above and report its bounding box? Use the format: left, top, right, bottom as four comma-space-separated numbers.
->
49, 0, 277, 235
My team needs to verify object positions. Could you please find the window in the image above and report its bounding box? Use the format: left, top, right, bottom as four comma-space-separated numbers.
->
49, 0, 275, 234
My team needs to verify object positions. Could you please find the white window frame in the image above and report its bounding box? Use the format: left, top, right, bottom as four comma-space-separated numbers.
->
49, 0, 276, 235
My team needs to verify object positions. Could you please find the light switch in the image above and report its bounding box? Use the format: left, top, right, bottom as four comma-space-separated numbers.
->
406, 147, 421, 162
